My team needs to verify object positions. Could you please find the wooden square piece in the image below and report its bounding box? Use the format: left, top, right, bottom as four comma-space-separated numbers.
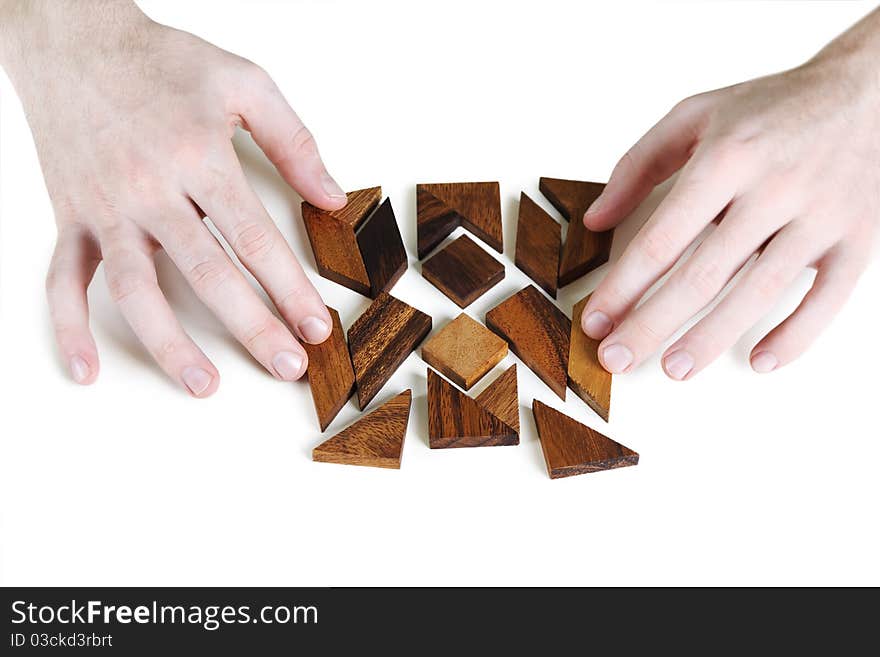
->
421, 313, 508, 390
421, 235, 505, 308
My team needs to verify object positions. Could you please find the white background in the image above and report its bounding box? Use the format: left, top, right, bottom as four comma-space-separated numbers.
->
1, 0, 878, 586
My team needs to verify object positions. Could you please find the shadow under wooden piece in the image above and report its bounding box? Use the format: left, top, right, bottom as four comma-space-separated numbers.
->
416, 182, 503, 259
422, 235, 505, 308
568, 295, 612, 422
532, 400, 638, 479
348, 292, 432, 410
485, 285, 570, 400
303, 307, 356, 432
427, 369, 518, 448
313, 390, 412, 469
538, 177, 613, 287
515, 192, 561, 299
421, 313, 507, 390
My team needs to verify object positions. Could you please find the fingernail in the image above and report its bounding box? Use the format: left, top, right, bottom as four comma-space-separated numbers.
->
582, 311, 613, 339
601, 344, 633, 373
182, 366, 213, 395
298, 316, 331, 344
585, 190, 606, 216
663, 350, 695, 381
272, 351, 304, 380
70, 356, 90, 383
321, 174, 346, 201
751, 351, 778, 373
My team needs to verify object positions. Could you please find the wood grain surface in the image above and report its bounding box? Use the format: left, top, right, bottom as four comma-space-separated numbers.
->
568, 294, 612, 422
474, 364, 519, 434
312, 389, 412, 469
532, 400, 638, 479
356, 197, 407, 298
427, 369, 518, 448
421, 234, 505, 308
421, 313, 507, 390
416, 182, 503, 258
538, 177, 612, 287
348, 292, 432, 410
303, 307, 356, 431
485, 285, 571, 399
515, 192, 561, 298
301, 187, 381, 295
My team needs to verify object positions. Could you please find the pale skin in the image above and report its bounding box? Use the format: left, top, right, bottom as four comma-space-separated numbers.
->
1, 3, 877, 396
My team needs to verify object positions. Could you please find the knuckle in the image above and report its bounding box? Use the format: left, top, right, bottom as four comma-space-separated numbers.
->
242, 320, 274, 350
751, 261, 791, 301
627, 314, 664, 347
679, 258, 724, 298
275, 285, 311, 314
231, 222, 276, 261
289, 124, 318, 159
188, 258, 229, 292
638, 224, 677, 267
106, 269, 151, 304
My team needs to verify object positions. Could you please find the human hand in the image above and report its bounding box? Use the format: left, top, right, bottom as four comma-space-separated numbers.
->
579, 12, 880, 380
0, 1, 346, 396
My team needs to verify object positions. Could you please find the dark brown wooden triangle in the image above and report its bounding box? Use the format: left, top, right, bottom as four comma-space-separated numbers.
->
538, 178, 613, 287
416, 182, 502, 258
474, 364, 519, 434
427, 369, 518, 448
515, 192, 561, 299
532, 400, 637, 479
356, 197, 407, 298
313, 390, 412, 469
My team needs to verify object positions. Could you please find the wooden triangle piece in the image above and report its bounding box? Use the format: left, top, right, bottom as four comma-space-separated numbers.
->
532, 400, 637, 479
303, 307, 356, 431
313, 390, 412, 469
538, 178, 613, 287
356, 197, 407, 298
427, 369, 518, 449
416, 182, 502, 258
348, 293, 432, 410
568, 295, 612, 422
474, 364, 519, 434
515, 192, 561, 299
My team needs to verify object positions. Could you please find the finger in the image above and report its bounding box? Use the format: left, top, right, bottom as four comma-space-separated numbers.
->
658, 222, 826, 380
46, 227, 102, 384
749, 245, 867, 372
581, 145, 739, 342
594, 197, 788, 375
189, 150, 333, 345
236, 68, 346, 210
583, 94, 713, 232
102, 239, 220, 397
150, 205, 310, 381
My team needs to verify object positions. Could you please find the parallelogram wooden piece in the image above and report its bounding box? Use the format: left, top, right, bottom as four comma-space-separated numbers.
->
301, 187, 381, 296
348, 292, 432, 410
538, 177, 612, 287
356, 197, 407, 298
515, 192, 561, 299
485, 285, 571, 400
303, 307, 356, 432
421, 313, 507, 390
421, 234, 505, 308
474, 364, 519, 434
313, 389, 412, 469
532, 400, 638, 479
568, 294, 612, 422
427, 369, 518, 449
416, 182, 503, 258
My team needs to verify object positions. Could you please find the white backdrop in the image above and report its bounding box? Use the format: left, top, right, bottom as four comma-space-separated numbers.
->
1, 0, 878, 586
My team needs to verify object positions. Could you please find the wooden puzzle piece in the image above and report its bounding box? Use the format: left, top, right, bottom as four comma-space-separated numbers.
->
485, 286, 571, 399
348, 292, 432, 410
313, 390, 412, 469
421, 313, 507, 390
303, 307, 356, 431
416, 182, 503, 258
568, 295, 612, 422
515, 192, 561, 299
474, 364, 519, 434
427, 369, 518, 448
421, 234, 505, 308
538, 177, 612, 287
532, 400, 638, 479
356, 197, 407, 298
